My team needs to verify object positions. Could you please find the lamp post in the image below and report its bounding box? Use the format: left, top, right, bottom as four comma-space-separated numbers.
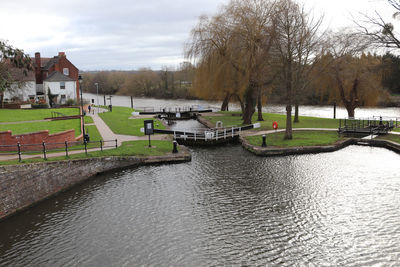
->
78, 75, 86, 139
95, 82, 99, 113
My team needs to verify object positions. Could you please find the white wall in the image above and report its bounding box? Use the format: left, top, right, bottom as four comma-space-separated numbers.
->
43, 81, 77, 104
3, 82, 36, 102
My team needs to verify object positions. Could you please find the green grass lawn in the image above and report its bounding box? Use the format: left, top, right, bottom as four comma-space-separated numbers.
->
84, 116, 94, 124
99, 106, 165, 136
0, 140, 175, 165
0, 119, 81, 136
245, 130, 345, 147
377, 134, 400, 144
0, 108, 80, 122
204, 111, 339, 130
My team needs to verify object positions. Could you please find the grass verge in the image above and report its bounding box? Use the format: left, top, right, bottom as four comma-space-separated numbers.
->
377, 134, 400, 144
0, 107, 79, 122
99, 106, 165, 136
0, 140, 175, 166
0, 119, 81, 136
245, 130, 345, 148
84, 116, 94, 124
203, 111, 339, 130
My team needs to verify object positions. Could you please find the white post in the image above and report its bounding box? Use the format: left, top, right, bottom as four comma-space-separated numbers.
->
174, 131, 176, 139
95, 82, 99, 113
232, 127, 234, 138
216, 130, 218, 140
184, 131, 186, 140
194, 131, 196, 141
224, 128, 226, 139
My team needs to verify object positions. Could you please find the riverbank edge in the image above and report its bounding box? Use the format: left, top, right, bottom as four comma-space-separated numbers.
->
240, 136, 400, 156
0, 148, 191, 222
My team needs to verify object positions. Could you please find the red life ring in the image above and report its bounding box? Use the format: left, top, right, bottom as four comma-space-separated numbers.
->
272, 121, 278, 129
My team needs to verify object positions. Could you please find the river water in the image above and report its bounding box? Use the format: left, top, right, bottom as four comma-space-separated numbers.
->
1, 117, 400, 266
84, 93, 400, 119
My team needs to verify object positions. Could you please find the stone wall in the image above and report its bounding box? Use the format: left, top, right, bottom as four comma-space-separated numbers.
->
0, 151, 191, 221
0, 129, 76, 151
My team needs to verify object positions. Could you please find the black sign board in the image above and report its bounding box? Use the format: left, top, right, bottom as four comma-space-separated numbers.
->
144, 120, 154, 135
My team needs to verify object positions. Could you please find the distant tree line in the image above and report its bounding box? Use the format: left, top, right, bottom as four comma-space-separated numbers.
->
81, 63, 195, 99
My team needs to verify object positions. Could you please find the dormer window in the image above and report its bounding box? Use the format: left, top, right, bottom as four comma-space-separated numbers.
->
63, 68, 69, 76
60, 81, 65, 89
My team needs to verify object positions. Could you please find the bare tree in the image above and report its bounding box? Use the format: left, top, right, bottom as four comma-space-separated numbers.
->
273, 0, 323, 139
355, 0, 400, 49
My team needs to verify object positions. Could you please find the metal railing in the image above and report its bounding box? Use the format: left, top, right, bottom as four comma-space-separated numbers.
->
0, 139, 118, 162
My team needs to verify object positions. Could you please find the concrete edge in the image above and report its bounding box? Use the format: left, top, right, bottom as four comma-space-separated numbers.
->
240, 136, 400, 157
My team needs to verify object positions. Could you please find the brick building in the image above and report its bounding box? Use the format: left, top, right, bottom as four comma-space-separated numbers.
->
3, 52, 80, 104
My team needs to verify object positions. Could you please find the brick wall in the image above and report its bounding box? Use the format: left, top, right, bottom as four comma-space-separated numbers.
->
0, 151, 191, 221
0, 130, 76, 151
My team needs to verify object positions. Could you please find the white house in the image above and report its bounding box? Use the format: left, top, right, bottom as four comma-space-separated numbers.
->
3, 67, 37, 102
43, 71, 77, 104
3, 51, 80, 104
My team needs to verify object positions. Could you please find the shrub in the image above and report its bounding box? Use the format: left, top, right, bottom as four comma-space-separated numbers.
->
31, 103, 49, 109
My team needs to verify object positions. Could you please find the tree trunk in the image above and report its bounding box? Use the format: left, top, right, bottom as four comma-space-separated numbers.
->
220, 92, 230, 111
242, 83, 257, 125
257, 87, 264, 121
293, 103, 299, 123
284, 105, 293, 139
345, 104, 355, 118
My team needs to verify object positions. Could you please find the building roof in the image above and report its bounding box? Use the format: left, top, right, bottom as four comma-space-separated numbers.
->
1, 61, 35, 82
44, 71, 75, 82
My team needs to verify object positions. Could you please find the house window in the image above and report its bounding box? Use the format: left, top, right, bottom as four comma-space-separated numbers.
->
63, 68, 69, 76
60, 81, 66, 89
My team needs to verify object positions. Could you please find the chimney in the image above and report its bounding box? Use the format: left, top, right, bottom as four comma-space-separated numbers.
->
58, 52, 65, 57
34, 52, 42, 84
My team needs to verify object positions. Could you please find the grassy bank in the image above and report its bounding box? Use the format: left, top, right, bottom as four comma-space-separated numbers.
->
0, 107, 79, 122
203, 111, 338, 130
377, 134, 400, 144
99, 106, 166, 136
245, 130, 345, 148
0, 140, 175, 165
0, 119, 81, 136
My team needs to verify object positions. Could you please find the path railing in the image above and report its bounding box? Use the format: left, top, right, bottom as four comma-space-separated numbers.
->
0, 139, 118, 162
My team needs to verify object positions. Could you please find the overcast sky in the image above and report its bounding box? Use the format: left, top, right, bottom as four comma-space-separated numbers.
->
0, 0, 396, 70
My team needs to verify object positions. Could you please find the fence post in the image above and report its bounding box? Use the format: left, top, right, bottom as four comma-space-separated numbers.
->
100, 140, 103, 151
115, 139, 118, 148
42, 142, 47, 160
17, 142, 21, 162
84, 140, 88, 155
65, 141, 69, 157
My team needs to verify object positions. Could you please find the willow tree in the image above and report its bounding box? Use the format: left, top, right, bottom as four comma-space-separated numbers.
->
186, 0, 277, 124
314, 31, 380, 118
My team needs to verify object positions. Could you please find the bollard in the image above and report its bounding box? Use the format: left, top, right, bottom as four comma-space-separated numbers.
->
115, 139, 118, 148
42, 142, 47, 160
84, 140, 88, 155
65, 141, 69, 157
100, 140, 103, 151
262, 135, 267, 147
172, 140, 178, 153
17, 142, 21, 162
